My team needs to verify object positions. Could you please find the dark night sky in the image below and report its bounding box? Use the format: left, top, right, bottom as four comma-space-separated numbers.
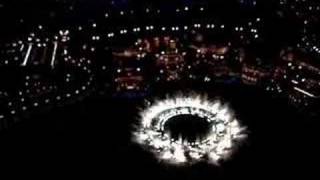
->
0, 0, 319, 178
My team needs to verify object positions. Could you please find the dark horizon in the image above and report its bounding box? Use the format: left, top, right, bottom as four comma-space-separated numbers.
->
0, 0, 319, 178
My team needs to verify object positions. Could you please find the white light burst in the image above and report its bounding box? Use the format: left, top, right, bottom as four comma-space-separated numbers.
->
133, 94, 247, 165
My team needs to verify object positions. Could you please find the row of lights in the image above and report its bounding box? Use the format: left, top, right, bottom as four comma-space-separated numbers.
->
102, 23, 227, 40
104, 6, 205, 18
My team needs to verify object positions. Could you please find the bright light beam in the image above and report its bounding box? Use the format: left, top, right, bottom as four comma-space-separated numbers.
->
21, 43, 33, 66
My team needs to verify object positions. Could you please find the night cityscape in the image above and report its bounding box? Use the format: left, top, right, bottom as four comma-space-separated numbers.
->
0, 0, 319, 178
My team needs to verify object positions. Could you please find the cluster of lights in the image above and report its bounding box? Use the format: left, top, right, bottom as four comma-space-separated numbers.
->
189, 44, 239, 81
89, 8, 318, 110
234, 18, 262, 42
265, 48, 320, 107
1, 3, 320, 125
134, 95, 246, 165
279, 0, 320, 17
300, 34, 320, 56
0, 28, 94, 122
311, 45, 320, 54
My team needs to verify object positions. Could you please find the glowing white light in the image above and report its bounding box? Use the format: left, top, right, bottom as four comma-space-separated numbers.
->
21, 43, 33, 66
51, 41, 58, 68
133, 94, 246, 165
